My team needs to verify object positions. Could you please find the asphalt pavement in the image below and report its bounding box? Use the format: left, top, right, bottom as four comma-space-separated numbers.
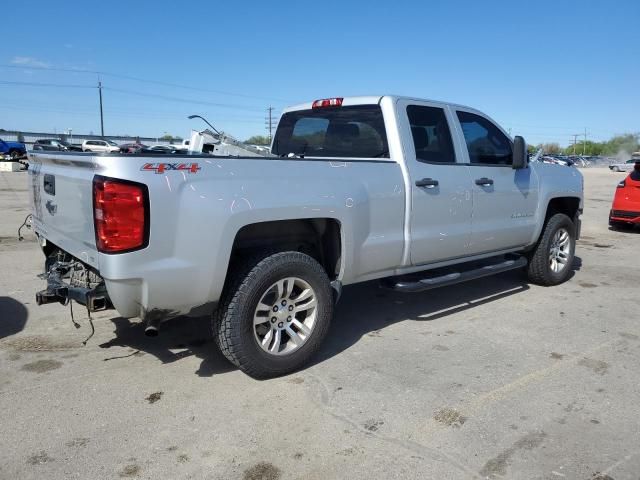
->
0, 167, 638, 480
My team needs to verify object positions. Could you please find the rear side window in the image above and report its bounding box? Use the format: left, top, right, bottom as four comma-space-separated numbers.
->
272, 105, 389, 158
456, 111, 512, 165
406, 105, 456, 163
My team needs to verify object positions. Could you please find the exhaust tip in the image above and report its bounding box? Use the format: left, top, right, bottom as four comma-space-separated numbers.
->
144, 326, 159, 337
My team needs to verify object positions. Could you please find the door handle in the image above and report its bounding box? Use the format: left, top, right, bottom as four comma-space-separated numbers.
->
415, 178, 439, 188
475, 177, 494, 186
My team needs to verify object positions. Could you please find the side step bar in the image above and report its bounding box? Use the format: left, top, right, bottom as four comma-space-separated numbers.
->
381, 255, 527, 293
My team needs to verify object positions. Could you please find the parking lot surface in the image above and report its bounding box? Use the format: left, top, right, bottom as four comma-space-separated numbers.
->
1, 168, 638, 480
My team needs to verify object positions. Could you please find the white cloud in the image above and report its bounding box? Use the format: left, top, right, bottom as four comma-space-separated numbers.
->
10, 56, 51, 68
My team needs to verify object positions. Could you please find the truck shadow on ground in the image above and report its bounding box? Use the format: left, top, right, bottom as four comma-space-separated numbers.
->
314, 257, 580, 367
98, 259, 581, 377
98, 316, 236, 376
311, 270, 531, 367
0, 296, 28, 340
95, 272, 523, 377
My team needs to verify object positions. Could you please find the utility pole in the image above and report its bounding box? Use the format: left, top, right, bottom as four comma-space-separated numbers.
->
571, 134, 580, 155
583, 127, 587, 156
265, 106, 275, 142
98, 81, 105, 137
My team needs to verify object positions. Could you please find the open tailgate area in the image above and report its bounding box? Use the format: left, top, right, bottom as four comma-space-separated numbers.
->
29, 152, 100, 269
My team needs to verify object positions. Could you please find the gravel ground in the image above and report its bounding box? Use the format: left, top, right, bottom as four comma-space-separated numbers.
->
0, 167, 638, 480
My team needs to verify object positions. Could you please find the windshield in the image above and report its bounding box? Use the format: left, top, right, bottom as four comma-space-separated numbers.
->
107, 140, 118, 146
272, 105, 389, 158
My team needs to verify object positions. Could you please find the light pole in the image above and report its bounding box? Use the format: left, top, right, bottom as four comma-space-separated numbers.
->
187, 114, 221, 135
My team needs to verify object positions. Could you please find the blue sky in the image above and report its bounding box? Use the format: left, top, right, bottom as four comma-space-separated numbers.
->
1, 0, 638, 146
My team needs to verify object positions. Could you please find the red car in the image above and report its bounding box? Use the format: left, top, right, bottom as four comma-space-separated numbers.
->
610, 160, 640, 228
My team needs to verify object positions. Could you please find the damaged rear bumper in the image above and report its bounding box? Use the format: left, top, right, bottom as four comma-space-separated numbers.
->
36, 259, 113, 312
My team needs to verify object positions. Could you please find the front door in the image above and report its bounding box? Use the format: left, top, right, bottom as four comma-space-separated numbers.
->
452, 109, 539, 254
397, 100, 474, 266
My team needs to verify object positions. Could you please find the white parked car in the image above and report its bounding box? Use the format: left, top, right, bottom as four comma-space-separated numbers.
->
609, 159, 637, 172
82, 139, 120, 153
169, 139, 190, 151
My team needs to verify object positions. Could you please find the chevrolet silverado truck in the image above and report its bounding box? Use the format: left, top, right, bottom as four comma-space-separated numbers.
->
29, 95, 584, 378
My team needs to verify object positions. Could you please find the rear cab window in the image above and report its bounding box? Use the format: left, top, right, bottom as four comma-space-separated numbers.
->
272, 105, 389, 159
406, 105, 456, 164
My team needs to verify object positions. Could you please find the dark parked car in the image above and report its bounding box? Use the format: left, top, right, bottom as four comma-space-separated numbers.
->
33, 139, 83, 152
147, 145, 178, 154
119, 143, 149, 154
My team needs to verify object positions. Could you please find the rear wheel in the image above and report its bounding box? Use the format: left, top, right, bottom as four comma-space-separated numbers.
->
527, 213, 576, 286
213, 251, 333, 379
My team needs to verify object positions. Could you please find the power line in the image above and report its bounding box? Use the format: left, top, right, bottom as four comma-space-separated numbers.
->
0, 104, 268, 123
0, 63, 292, 103
103, 86, 267, 112
0, 80, 96, 88
0, 80, 272, 112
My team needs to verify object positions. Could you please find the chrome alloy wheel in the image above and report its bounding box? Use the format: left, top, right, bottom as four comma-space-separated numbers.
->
253, 277, 318, 356
549, 227, 571, 273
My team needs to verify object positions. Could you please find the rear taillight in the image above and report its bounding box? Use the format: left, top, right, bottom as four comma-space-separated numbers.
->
312, 97, 343, 109
93, 176, 148, 253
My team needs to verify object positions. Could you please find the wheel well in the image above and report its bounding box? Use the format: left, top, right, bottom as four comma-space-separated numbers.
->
230, 219, 342, 280
546, 197, 581, 222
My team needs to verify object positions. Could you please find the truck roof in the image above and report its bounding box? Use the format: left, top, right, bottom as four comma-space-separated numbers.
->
282, 95, 477, 114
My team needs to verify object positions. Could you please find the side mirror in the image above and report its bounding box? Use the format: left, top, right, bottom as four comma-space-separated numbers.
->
512, 135, 528, 169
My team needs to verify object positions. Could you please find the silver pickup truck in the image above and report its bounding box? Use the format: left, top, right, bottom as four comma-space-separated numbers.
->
29, 95, 583, 378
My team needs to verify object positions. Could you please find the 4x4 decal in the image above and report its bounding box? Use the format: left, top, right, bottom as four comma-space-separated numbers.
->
141, 163, 201, 174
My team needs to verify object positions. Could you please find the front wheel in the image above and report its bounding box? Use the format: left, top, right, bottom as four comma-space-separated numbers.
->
527, 213, 576, 286
214, 251, 333, 379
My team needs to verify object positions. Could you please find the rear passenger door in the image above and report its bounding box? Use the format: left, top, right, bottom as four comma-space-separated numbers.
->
397, 100, 474, 265
453, 109, 538, 254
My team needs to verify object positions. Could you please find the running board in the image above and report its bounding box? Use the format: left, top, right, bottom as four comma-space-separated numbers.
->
381, 255, 527, 293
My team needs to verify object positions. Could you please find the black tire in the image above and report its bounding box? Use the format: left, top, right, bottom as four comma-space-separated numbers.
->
526, 213, 576, 286
214, 251, 333, 379
9, 149, 20, 160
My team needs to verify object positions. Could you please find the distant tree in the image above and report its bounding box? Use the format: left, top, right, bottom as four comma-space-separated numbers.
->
562, 141, 604, 156
560, 133, 639, 157
600, 133, 639, 157
540, 142, 561, 155
245, 135, 270, 145
161, 134, 181, 141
